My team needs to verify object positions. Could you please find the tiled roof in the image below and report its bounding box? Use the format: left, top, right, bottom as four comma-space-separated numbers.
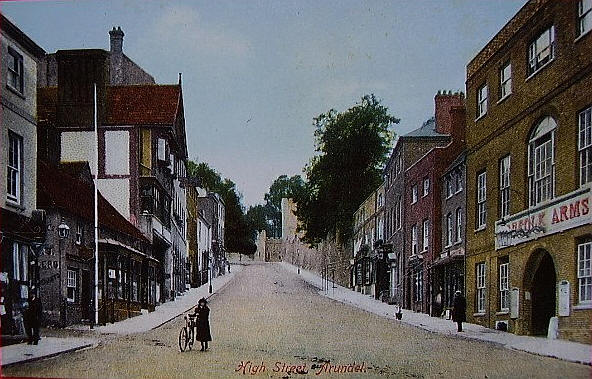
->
106, 85, 180, 125
403, 117, 448, 138
37, 161, 148, 242
36, 85, 181, 126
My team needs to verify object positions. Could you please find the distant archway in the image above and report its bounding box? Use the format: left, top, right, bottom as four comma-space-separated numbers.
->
523, 249, 556, 336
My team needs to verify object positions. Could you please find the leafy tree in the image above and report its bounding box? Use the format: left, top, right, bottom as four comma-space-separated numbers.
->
245, 204, 269, 240
296, 94, 399, 245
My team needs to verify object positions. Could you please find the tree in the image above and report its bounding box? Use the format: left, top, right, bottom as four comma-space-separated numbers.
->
296, 94, 399, 245
263, 175, 306, 237
188, 161, 253, 253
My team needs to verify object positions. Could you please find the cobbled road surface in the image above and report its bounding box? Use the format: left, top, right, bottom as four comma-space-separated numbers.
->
3, 262, 590, 378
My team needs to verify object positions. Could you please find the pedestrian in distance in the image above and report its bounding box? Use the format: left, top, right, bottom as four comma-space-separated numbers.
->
194, 297, 212, 351
24, 291, 42, 345
452, 290, 466, 332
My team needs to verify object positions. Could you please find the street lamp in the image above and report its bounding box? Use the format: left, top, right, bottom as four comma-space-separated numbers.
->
58, 220, 70, 327
208, 254, 212, 294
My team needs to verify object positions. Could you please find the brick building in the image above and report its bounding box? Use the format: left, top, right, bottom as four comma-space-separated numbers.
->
465, 0, 592, 343
403, 93, 465, 315
383, 96, 457, 309
0, 13, 46, 340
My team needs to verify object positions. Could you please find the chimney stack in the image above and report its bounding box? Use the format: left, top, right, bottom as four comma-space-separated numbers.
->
434, 90, 465, 135
109, 26, 124, 54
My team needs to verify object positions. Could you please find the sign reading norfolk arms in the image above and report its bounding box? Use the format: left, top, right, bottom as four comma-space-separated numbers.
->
495, 185, 592, 250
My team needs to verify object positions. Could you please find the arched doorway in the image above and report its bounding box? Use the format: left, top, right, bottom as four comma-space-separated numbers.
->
527, 251, 556, 335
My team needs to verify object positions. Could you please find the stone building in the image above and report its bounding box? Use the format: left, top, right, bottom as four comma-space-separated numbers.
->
36, 161, 153, 325
37, 27, 190, 305
465, 0, 592, 343
0, 13, 46, 340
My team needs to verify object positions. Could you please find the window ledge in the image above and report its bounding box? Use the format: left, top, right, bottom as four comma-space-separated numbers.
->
473, 312, 486, 317
474, 226, 486, 233
525, 58, 555, 82
497, 93, 511, 105
475, 113, 487, 122
573, 303, 592, 310
575, 28, 591, 43
5, 84, 25, 99
5, 199, 25, 211
495, 311, 509, 316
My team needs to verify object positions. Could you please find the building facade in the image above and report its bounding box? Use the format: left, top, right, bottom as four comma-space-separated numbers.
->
352, 183, 386, 299
37, 28, 190, 306
0, 14, 46, 340
36, 161, 154, 325
465, 0, 592, 343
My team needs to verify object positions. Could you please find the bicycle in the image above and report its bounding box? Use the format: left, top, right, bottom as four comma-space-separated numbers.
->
178, 314, 196, 352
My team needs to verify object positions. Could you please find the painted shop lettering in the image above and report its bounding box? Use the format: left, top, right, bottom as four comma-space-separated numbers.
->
551, 198, 589, 225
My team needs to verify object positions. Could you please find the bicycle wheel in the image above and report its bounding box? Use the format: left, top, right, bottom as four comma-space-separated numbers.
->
178, 327, 188, 352
187, 327, 194, 351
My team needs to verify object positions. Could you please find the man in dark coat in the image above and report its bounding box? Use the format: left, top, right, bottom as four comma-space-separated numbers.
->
194, 297, 212, 351
24, 291, 42, 344
452, 290, 466, 332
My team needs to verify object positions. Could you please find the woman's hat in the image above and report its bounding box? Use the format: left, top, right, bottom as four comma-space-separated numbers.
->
198, 297, 208, 304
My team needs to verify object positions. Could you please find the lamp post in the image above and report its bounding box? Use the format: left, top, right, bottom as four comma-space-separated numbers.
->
297, 248, 300, 275
58, 220, 70, 327
208, 254, 212, 294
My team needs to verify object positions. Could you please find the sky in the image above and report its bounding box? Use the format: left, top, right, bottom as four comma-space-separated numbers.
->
2, 0, 525, 207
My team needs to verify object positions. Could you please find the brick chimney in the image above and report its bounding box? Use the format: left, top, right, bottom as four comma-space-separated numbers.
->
109, 26, 124, 54
434, 90, 465, 135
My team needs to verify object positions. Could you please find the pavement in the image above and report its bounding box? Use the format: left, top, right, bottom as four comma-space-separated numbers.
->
0, 337, 98, 368
0, 264, 242, 367
279, 261, 592, 366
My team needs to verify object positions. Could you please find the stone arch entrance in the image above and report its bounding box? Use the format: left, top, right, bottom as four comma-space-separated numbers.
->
523, 249, 556, 336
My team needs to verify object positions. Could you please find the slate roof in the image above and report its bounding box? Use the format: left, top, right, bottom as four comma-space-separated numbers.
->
37, 160, 148, 242
403, 117, 448, 138
106, 85, 180, 125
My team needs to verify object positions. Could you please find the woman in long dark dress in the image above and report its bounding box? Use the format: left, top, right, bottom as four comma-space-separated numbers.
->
194, 298, 212, 351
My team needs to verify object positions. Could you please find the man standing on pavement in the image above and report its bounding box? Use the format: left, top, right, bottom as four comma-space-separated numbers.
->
24, 291, 42, 344
452, 290, 466, 332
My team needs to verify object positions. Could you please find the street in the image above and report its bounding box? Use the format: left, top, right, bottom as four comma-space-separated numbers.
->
3, 262, 589, 378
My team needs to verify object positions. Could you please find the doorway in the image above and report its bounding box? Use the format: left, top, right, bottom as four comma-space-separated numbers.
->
530, 252, 556, 335
81, 270, 92, 321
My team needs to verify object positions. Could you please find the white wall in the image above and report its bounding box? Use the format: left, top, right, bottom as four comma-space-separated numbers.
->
104, 130, 129, 175
61, 131, 96, 174
98, 178, 130, 219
